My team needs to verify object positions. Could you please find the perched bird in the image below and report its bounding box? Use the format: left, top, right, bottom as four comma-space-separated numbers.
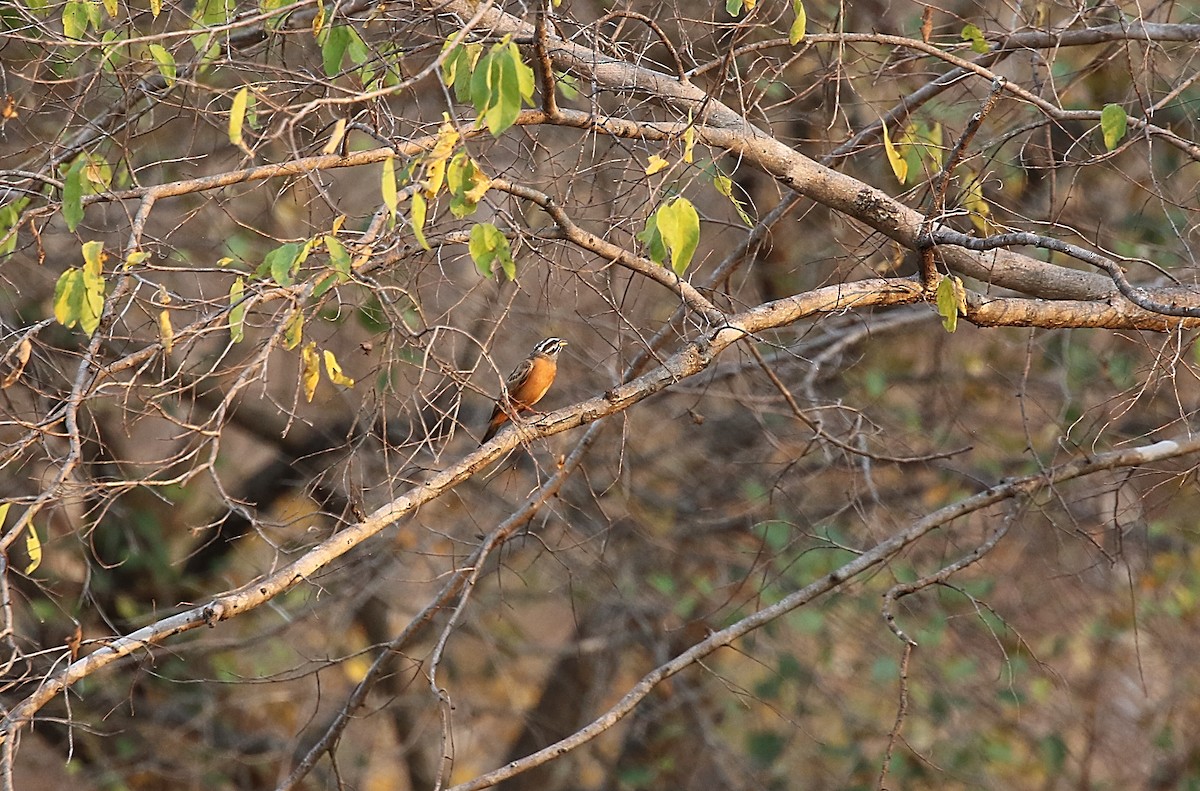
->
482, 337, 568, 443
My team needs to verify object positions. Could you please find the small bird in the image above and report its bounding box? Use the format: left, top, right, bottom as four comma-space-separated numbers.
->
482, 337, 568, 443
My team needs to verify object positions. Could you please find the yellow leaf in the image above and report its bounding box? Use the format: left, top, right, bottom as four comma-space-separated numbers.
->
311, 2, 325, 35
158, 309, 173, 354
789, 0, 807, 45
423, 119, 460, 199
935, 275, 969, 333
81, 240, 106, 276
102, 0, 117, 16
321, 117, 347, 155
645, 155, 669, 175
283, 310, 304, 350
149, 0, 160, 16
154, 284, 173, 353
229, 86, 250, 153
302, 342, 320, 402
83, 157, 111, 190
330, 214, 346, 234
1, 338, 31, 389
881, 121, 908, 184
381, 156, 398, 218
463, 162, 491, 203
0, 502, 9, 525
147, 43, 174, 86
229, 277, 246, 343
24, 522, 41, 575
411, 191, 430, 250
682, 124, 695, 164
656, 196, 700, 276
323, 350, 355, 387
713, 173, 753, 225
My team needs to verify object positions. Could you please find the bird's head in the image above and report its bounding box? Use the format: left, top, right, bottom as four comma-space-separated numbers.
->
533, 337, 567, 358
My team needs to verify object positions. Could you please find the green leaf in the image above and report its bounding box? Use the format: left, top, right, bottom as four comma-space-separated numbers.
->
499, 246, 516, 280
789, 0, 807, 45
507, 40, 534, 103
62, 0, 89, 39
466, 38, 535, 137
726, 0, 743, 15
264, 242, 302, 287
468, 222, 514, 280
636, 213, 667, 266
1101, 103, 1127, 151
62, 157, 86, 231
0, 197, 30, 258
556, 71, 579, 100
411, 191, 430, 250
656, 197, 700, 276
194, 0, 233, 25
147, 43, 175, 86
469, 48, 495, 118
483, 47, 521, 135
960, 23, 988, 54
228, 277, 246, 343
325, 234, 351, 280
345, 26, 368, 65
319, 24, 350, 77
447, 153, 488, 218
450, 43, 482, 104
357, 296, 388, 332
442, 43, 464, 88
53, 269, 84, 328
312, 272, 338, 298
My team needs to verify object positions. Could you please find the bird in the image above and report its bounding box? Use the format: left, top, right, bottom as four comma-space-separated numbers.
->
482, 337, 568, 443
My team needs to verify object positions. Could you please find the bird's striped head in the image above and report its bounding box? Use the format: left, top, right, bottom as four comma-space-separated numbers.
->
532, 337, 567, 358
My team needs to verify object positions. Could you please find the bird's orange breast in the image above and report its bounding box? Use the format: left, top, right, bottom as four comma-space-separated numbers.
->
513, 356, 557, 409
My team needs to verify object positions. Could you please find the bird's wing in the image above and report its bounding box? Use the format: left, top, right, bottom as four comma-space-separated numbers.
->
504, 358, 534, 395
